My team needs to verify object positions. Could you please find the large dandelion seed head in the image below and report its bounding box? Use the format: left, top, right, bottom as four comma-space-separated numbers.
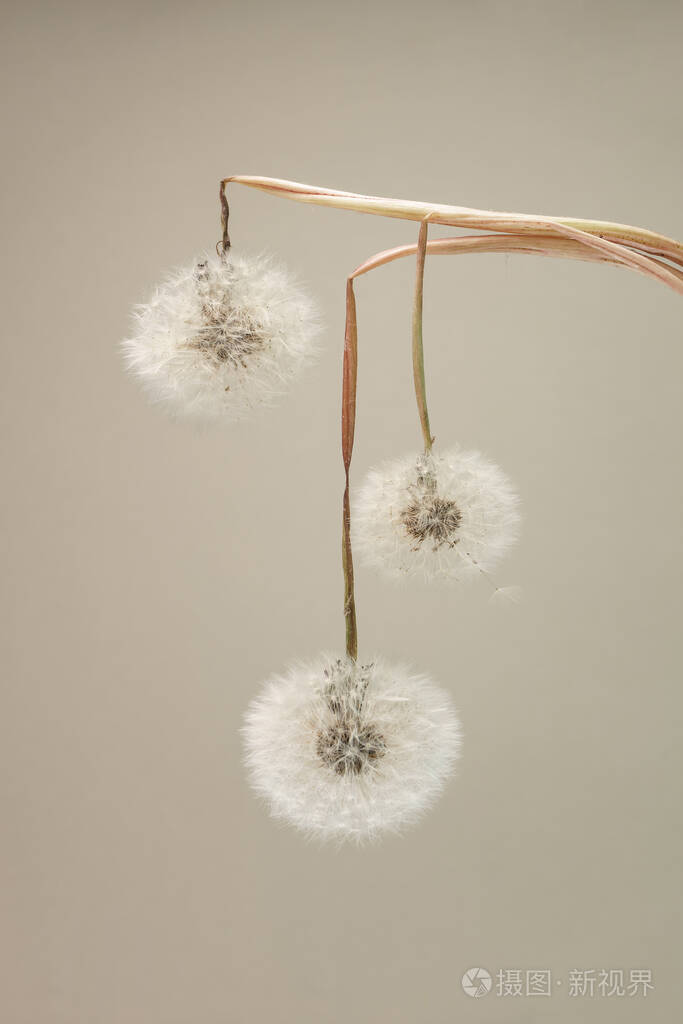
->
353, 448, 520, 582
122, 251, 320, 419
243, 654, 461, 843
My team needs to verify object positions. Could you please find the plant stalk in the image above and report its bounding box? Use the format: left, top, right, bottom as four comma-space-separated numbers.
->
342, 277, 359, 661
218, 180, 231, 253
412, 220, 433, 452
349, 233, 683, 283
221, 175, 683, 274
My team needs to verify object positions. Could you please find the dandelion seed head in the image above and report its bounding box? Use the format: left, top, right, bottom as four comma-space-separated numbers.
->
122, 251, 320, 420
354, 448, 520, 583
242, 654, 461, 843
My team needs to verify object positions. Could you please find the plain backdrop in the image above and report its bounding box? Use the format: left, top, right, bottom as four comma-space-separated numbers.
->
2, 1, 682, 1022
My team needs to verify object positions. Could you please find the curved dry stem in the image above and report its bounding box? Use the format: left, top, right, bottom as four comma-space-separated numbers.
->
222, 175, 683, 271
531, 218, 683, 294
349, 233, 683, 288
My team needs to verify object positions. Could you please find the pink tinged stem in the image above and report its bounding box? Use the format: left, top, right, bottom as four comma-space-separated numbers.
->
342, 278, 358, 662
530, 219, 683, 295
412, 220, 433, 452
348, 234, 683, 289
221, 176, 683, 274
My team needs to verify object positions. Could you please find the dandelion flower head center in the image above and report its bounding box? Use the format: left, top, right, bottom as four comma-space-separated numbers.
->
315, 660, 386, 776
316, 721, 386, 775
189, 260, 265, 366
400, 457, 462, 550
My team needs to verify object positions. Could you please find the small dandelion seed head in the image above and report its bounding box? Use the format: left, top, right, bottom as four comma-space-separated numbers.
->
122, 250, 320, 420
242, 653, 462, 843
353, 447, 521, 583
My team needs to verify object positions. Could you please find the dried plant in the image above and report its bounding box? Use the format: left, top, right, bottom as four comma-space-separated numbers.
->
125, 175, 683, 842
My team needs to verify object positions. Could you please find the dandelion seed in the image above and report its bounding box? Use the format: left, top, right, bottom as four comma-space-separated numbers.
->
242, 654, 461, 843
353, 448, 520, 583
489, 585, 523, 606
122, 251, 320, 419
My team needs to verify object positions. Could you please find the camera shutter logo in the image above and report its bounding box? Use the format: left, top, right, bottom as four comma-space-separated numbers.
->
461, 967, 492, 998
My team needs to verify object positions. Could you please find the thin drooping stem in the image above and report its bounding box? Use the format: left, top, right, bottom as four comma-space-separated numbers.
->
222, 175, 683, 275
349, 233, 683, 283
412, 220, 433, 452
341, 277, 359, 661
218, 180, 231, 253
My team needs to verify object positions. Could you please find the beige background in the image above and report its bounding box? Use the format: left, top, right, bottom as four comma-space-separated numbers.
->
2, 1, 682, 1021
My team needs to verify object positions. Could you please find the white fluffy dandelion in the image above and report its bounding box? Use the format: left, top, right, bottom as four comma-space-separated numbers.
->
353, 447, 520, 582
243, 654, 461, 843
122, 251, 319, 419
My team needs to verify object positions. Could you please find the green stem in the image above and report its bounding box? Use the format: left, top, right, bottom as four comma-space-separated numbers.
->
412, 219, 433, 452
